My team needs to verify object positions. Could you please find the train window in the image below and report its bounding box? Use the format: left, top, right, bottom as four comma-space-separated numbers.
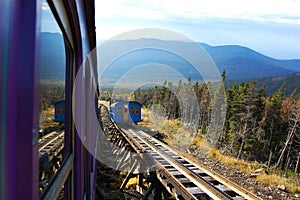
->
135, 107, 140, 114
130, 107, 135, 114
116, 107, 122, 114
57, 106, 64, 114
39, 1, 66, 196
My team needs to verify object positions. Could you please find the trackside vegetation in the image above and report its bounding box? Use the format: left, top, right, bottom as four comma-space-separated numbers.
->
133, 71, 300, 193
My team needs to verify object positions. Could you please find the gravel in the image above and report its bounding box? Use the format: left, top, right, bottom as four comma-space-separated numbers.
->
200, 157, 299, 200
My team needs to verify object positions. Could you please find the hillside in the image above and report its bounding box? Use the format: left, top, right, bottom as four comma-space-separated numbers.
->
40, 33, 300, 83
227, 72, 300, 95
200, 43, 300, 79
40, 32, 65, 81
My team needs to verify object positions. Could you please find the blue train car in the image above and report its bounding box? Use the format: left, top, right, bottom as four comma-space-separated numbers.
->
54, 101, 65, 122
110, 101, 142, 123
129, 101, 142, 122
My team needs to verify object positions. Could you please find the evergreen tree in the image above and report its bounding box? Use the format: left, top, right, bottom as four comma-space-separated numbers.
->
260, 85, 286, 162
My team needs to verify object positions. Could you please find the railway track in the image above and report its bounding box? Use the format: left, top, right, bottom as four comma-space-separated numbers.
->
99, 104, 261, 200
39, 131, 64, 164
38, 130, 65, 191
124, 126, 261, 200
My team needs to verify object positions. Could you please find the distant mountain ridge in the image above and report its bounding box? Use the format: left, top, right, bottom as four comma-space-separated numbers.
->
40, 32, 300, 82
199, 43, 300, 79
227, 72, 300, 95
40, 32, 65, 81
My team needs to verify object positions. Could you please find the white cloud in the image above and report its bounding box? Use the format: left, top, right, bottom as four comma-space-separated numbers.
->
95, 0, 165, 20
41, 1, 50, 11
96, 23, 141, 41
94, 0, 300, 58
95, 0, 300, 24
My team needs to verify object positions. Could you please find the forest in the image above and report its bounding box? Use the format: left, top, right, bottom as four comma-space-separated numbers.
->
41, 75, 300, 173
39, 84, 65, 112
129, 72, 300, 173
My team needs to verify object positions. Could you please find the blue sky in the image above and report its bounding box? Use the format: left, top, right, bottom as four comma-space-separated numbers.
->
41, 0, 300, 59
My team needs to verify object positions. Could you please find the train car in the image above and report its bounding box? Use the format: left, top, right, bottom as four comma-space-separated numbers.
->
0, 1, 98, 200
110, 101, 142, 123
129, 101, 142, 122
54, 100, 65, 123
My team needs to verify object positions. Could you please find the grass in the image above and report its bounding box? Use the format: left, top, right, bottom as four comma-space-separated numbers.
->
139, 108, 300, 194
206, 146, 300, 193
204, 145, 300, 193
98, 100, 110, 108
140, 109, 195, 150
256, 174, 300, 193
39, 107, 60, 128
206, 147, 261, 174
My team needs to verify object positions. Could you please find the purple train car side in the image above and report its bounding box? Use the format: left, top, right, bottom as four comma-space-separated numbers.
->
1, 0, 98, 199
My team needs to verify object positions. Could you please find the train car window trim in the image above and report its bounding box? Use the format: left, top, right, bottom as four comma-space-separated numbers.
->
40, 154, 73, 199
47, 0, 74, 49
40, 0, 73, 197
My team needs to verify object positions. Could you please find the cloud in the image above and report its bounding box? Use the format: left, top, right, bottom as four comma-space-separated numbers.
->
95, 0, 165, 20
96, 23, 141, 41
93, 0, 300, 58
41, 1, 50, 11
95, 0, 300, 24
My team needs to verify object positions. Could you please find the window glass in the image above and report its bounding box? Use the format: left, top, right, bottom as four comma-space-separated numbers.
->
135, 107, 140, 114
39, 0, 66, 195
116, 107, 122, 114
130, 107, 135, 114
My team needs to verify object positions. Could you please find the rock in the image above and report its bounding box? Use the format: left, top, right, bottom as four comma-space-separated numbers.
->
249, 173, 260, 178
277, 185, 286, 191
254, 168, 265, 174
268, 195, 273, 199
257, 192, 262, 196
280, 193, 286, 197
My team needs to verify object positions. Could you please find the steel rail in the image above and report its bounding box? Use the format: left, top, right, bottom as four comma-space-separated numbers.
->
137, 129, 261, 200
182, 153, 262, 200
99, 104, 261, 199
99, 105, 202, 199
38, 131, 64, 151
126, 128, 233, 200
45, 138, 64, 160
38, 131, 59, 147
121, 128, 201, 199
38, 131, 57, 143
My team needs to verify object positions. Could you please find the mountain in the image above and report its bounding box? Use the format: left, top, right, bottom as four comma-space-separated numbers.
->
258, 72, 300, 95
40, 33, 300, 83
227, 72, 300, 96
40, 32, 65, 81
199, 43, 300, 79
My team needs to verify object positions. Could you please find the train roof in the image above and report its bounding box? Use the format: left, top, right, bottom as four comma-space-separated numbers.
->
110, 101, 142, 107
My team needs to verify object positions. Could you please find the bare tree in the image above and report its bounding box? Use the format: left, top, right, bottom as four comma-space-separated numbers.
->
276, 99, 300, 170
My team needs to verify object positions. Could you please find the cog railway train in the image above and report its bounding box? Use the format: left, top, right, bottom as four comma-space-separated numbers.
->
1, 0, 98, 199
110, 101, 142, 123
1, 1, 143, 199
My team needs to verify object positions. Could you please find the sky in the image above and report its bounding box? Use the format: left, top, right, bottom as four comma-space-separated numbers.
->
41, 0, 300, 59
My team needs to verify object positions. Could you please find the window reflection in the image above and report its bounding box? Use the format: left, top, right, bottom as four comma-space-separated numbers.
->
39, 0, 66, 195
